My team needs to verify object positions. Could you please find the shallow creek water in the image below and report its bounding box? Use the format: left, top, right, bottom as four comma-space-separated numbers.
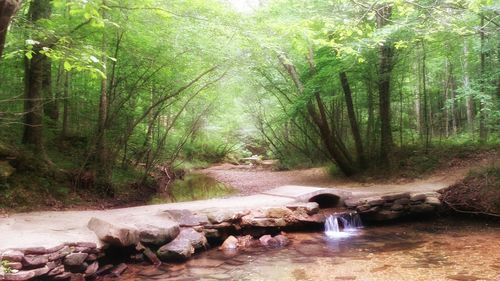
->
117, 217, 500, 281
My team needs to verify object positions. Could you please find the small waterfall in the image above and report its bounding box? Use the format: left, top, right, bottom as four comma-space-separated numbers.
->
325, 212, 363, 238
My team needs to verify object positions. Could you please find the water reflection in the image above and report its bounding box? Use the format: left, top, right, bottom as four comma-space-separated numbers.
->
150, 173, 236, 204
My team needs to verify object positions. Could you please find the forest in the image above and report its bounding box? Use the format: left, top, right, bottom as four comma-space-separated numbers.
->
0, 0, 498, 210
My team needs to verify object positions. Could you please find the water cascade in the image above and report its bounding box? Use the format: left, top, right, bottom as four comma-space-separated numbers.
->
325, 212, 363, 238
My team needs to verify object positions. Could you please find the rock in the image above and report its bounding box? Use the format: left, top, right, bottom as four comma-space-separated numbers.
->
259, 235, 279, 248
203, 209, 246, 224
87, 217, 139, 247
264, 207, 293, 218
409, 204, 435, 213
358, 206, 381, 214
0, 161, 15, 178
84, 262, 99, 277
162, 209, 209, 227
203, 229, 221, 239
4, 262, 22, 270
47, 265, 65, 277
95, 264, 113, 276
48, 246, 71, 262
390, 204, 404, 211
286, 202, 320, 215
3, 270, 36, 281
410, 193, 427, 202
157, 239, 194, 261
69, 273, 85, 281
367, 210, 403, 221
203, 222, 233, 230
366, 197, 385, 206
1, 250, 24, 262
109, 263, 127, 277
46, 261, 58, 270
381, 192, 410, 201
23, 247, 47, 255
86, 254, 97, 262
297, 213, 326, 224
394, 198, 410, 205
241, 216, 287, 227
33, 266, 49, 277
64, 253, 88, 267
274, 234, 290, 247
344, 198, 367, 208
237, 235, 254, 248
220, 236, 238, 250
137, 223, 180, 246
425, 196, 441, 206
22, 255, 48, 267
178, 228, 208, 250
356, 204, 371, 212
53, 272, 72, 280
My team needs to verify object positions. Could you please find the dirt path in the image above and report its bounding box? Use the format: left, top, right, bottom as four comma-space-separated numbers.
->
200, 154, 497, 197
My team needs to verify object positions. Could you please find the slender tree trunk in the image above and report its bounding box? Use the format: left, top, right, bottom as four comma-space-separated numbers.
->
95, 4, 111, 191
463, 42, 474, 133
377, 4, 394, 167
444, 59, 450, 137
0, 0, 21, 59
479, 14, 487, 142
421, 41, 430, 150
61, 71, 70, 137
339, 72, 366, 168
365, 78, 375, 157
42, 58, 58, 122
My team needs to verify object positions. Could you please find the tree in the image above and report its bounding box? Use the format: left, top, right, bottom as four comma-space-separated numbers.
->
0, 0, 21, 59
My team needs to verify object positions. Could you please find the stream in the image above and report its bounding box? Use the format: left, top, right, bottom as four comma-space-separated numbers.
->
116, 217, 500, 281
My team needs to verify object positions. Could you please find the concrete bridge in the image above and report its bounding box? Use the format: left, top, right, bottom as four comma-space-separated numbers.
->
0, 185, 350, 250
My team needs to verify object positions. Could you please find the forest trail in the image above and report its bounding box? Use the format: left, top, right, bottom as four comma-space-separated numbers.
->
200, 154, 497, 197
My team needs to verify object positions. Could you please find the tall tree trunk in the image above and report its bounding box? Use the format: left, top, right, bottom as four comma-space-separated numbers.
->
95, 3, 111, 191
479, 14, 487, 142
377, 4, 394, 167
339, 72, 366, 168
42, 58, 58, 122
61, 71, 70, 137
22, 0, 51, 156
463, 42, 474, 133
0, 0, 21, 59
421, 41, 430, 150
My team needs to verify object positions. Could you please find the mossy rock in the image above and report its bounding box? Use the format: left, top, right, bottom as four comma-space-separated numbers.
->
0, 161, 15, 178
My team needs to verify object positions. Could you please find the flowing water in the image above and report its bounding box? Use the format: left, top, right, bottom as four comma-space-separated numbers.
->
325, 212, 363, 238
117, 217, 500, 281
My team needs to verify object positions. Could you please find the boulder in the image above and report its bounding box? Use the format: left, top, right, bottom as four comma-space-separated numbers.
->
274, 234, 290, 247
178, 228, 207, 250
366, 198, 385, 206
47, 265, 65, 277
219, 236, 238, 250
64, 253, 88, 267
425, 196, 441, 206
241, 216, 287, 228
390, 204, 404, 211
258, 235, 279, 248
162, 209, 209, 227
84, 262, 99, 277
136, 223, 180, 246
1, 250, 24, 262
23, 247, 47, 255
22, 255, 48, 267
87, 217, 139, 247
344, 198, 367, 208
410, 193, 427, 202
48, 246, 71, 262
394, 198, 410, 205
157, 239, 194, 261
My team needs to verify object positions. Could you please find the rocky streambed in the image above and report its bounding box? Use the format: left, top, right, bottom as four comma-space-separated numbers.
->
0, 190, 446, 281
